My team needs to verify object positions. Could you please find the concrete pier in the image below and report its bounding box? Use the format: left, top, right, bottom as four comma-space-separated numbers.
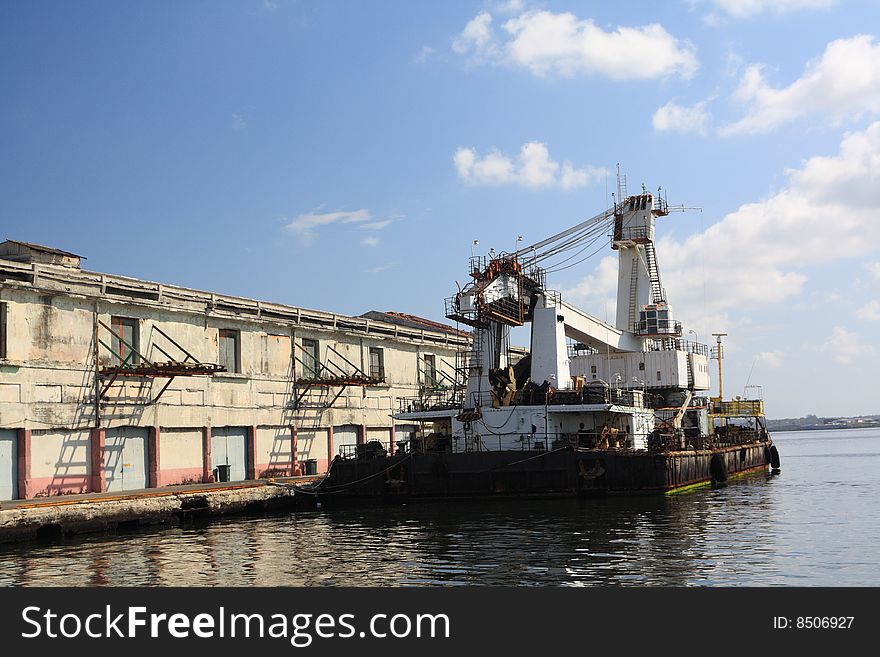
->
0, 476, 321, 544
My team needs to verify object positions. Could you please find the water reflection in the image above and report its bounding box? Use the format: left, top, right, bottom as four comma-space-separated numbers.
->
1, 429, 878, 587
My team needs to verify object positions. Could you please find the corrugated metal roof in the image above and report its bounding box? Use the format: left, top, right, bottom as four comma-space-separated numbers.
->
360, 311, 471, 338
2, 239, 84, 259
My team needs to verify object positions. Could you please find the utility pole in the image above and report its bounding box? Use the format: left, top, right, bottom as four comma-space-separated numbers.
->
712, 333, 727, 401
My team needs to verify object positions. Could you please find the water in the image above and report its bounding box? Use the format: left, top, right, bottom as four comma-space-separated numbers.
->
1, 428, 878, 586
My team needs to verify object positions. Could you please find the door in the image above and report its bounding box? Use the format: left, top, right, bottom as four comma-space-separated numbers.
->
333, 424, 359, 458
0, 430, 17, 501
211, 427, 248, 482
104, 427, 149, 492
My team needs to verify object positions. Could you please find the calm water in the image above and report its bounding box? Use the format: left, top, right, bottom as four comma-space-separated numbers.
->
1, 428, 878, 586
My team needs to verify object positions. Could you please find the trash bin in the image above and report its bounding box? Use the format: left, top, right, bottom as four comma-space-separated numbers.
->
216, 464, 231, 482
302, 459, 318, 476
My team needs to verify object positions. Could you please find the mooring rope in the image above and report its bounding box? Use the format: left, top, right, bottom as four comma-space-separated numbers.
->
270, 451, 415, 496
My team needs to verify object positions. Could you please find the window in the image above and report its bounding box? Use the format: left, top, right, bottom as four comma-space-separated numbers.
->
301, 338, 319, 378
590, 364, 597, 379
218, 329, 240, 373
110, 316, 139, 367
369, 347, 385, 380
656, 370, 662, 382
423, 354, 437, 387
0, 302, 6, 359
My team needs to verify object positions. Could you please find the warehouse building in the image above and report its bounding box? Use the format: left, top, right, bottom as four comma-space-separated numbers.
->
0, 240, 469, 500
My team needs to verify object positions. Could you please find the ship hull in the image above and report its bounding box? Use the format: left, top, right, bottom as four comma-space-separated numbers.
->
308, 442, 772, 505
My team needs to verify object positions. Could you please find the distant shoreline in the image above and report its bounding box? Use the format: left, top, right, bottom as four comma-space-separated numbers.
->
772, 425, 880, 433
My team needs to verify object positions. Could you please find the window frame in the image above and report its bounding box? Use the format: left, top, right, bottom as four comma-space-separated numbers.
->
218, 328, 241, 374
301, 338, 319, 379
110, 316, 140, 367
423, 353, 437, 387
369, 346, 385, 380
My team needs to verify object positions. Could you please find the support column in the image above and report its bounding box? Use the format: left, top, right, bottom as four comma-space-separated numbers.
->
246, 425, 257, 480
388, 425, 396, 455
326, 426, 334, 473
148, 426, 160, 489
202, 426, 213, 483
17, 429, 31, 500
89, 428, 105, 493
291, 425, 299, 476
358, 424, 367, 446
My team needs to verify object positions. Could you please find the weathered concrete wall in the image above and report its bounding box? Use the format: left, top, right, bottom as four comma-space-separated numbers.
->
0, 257, 469, 498
296, 429, 329, 474
158, 427, 203, 486
255, 425, 293, 478
0, 482, 304, 544
29, 429, 91, 496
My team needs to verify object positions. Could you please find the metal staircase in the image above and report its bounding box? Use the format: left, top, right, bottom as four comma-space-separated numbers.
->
643, 242, 665, 304
628, 261, 639, 330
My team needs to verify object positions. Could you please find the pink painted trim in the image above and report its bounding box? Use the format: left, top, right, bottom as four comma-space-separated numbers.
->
90, 428, 105, 494
28, 475, 91, 498
358, 424, 366, 445
326, 427, 334, 464
17, 429, 30, 500
148, 426, 160, 488
389, 425, 396, 456
158, 467, 205, 487
246, 426, 257, 480
291, 426, 299, 475
255, 462, 295, 478
202, 426, 213, 483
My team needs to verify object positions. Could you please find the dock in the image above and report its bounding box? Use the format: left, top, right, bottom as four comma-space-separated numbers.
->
0, 475, 322, 544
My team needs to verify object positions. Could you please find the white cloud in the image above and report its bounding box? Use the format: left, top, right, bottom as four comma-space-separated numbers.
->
652, 99, 711, 135
561, 255, 619, 321
820, 326, 872, 364
362, 236, 380, 247
232, 111, 247, 133
365, 264, 391, 274
721, 35, 880, 135
563, 122, 880, 336
867, 261, 880, 280
359, 219, 394, 230
414, 46, 436, 64
453, 10, 697, 80
452, 12, 499, 59
707, 0, 836, 19
494, 0, 526, 14
284, 208, 371, 244
454, 141, 601, 189
857, 300, 880, 321
757, 350, 785, 368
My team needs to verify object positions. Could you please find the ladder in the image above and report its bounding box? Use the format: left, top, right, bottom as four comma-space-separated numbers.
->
643, 242, 665, 304
628, 260, 638, 330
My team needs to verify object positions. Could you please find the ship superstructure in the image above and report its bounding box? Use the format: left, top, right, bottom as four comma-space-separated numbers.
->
317, 179, 777, 501
395, 181, 761, 458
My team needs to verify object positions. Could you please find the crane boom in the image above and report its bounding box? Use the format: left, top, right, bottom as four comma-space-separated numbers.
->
514, 207, 615, 261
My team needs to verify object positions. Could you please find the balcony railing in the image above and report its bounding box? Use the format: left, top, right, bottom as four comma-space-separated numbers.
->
631, 319, 682, 337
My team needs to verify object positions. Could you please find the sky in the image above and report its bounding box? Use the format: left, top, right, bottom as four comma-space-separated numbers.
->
2, 0, 879, 418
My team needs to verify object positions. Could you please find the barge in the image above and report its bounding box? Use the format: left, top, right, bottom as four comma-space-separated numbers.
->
310, 181, 780, 503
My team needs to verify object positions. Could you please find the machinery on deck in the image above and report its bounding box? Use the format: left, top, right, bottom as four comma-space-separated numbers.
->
320, 176, 778, 500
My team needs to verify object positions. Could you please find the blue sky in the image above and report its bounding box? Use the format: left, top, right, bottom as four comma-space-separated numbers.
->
2, 0, 880, 417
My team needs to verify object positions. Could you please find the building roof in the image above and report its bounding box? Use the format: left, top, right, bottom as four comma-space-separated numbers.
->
360, 311, 471, 338
1, 239, 84, 259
